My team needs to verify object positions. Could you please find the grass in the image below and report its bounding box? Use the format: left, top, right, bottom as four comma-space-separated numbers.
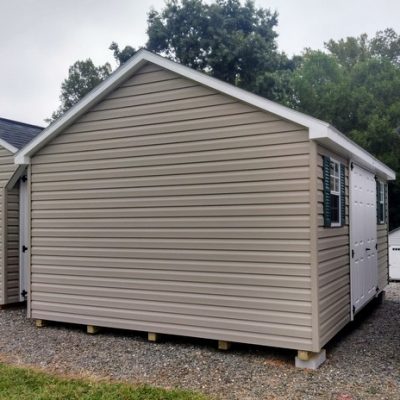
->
0, 363, 209, 400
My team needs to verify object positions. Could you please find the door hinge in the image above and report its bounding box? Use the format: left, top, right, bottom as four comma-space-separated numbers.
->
350, 162, 354, 170
21, 175, 27, 183
22, 245, 28, 253
21, 290, 27, 298
352, 305, 356, 314
351, 249, 355, 258
375, 243, 378, 250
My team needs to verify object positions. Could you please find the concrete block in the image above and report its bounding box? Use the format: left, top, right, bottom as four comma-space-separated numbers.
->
295, 349, 326, 369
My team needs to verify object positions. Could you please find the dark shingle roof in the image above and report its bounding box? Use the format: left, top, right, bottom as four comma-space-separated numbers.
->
0, 117, 44, 150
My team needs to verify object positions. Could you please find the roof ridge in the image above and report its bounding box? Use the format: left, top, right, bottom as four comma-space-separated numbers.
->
0, 116, 44, 130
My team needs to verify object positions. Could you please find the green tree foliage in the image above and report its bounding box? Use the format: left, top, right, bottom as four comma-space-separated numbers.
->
109, 42, 137, 65
289, 30, 400, 228
146, 0, 293, 98
48, 2, 400, 227
48, 59, 111, 122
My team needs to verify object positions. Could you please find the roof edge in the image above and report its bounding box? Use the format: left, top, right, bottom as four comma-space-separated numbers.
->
14, 50, 396, 180
0, 138, 18, 154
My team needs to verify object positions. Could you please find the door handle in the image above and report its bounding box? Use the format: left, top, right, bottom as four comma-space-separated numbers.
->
366, 248, 371, 251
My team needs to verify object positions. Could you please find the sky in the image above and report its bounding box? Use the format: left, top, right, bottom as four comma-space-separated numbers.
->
0, 0, 399, 126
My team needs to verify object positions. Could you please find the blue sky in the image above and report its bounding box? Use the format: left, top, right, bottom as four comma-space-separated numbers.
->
1, 0, 399, 125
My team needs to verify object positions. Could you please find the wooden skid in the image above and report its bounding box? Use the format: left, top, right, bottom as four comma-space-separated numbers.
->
218, 340, 232, 351
87, 325, 101, 334
35, 319, 46, 328
148, 332, 159, 342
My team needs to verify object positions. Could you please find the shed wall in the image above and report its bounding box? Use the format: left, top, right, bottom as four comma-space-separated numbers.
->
0, 147, 20, 305
316, 146, 351, 348
30, 63, 316, 350
378, 224, 389, 289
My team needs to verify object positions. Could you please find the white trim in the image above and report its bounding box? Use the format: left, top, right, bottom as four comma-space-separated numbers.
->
0, 138, 18, 154
14, 49, 396, 180
19, 176, 28, 302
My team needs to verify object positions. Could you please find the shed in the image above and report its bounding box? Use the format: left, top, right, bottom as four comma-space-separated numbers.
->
389, 228, 400, 280
0, 117, 42, 305
14, 50, 395, 368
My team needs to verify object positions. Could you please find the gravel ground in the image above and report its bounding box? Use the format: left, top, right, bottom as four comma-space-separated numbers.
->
0, 284, 399, 400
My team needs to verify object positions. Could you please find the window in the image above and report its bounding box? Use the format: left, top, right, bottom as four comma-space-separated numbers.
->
377, 180, 385, 224
330, 160, 341, 226
323, 156, 345, 228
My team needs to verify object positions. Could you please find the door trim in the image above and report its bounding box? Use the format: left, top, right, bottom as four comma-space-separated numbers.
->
19, 177, 29, 302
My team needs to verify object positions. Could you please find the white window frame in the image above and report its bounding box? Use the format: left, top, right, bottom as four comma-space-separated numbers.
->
330, 158, 342, 227
378, 180, 385, 224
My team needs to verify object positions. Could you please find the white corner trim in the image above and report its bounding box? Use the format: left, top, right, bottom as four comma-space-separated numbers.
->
0, 138, 18, 154
14, 49, 396, 181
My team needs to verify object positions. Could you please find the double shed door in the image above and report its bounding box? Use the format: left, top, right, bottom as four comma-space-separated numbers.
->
349, 163, 378, 317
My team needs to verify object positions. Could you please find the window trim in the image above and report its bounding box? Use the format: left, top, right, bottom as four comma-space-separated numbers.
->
330, 158, 342, 228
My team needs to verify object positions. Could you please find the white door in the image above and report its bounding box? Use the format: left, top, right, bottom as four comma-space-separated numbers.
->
389, 246, 400, 280
19, 177, 29, 302
350, 163, 378, 317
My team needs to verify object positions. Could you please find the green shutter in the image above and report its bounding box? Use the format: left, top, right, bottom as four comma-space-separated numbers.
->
323, 156, 331, 227
340, 164, 346, 226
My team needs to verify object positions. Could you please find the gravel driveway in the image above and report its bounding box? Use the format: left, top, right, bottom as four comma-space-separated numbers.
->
0, 283, 399, 400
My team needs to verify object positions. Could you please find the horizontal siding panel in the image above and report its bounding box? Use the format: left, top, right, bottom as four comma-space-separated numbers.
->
80, 93, 235, 123
33, 265, 310, 288
31, 276, 311, 301
32, 301, 312, 338
31, 216, 310, 229
32, 237, 310, 252
31, 204, 310, 219
32, 152, 309, 174
32, 139, 310, 165
32, 293, 311, 326
32, 192, 310, 209
65, 103, 257, 135
94, 85, 216, 111
31, 246, 310, 264
39, 128, 308, 159
31, 310, 313, 350
32, 227, 309, 240
57, 111, 300, 147
32, 255, 310, 275
32, 283, 311, 313
31, 169, 310, 191
32, 180, 309, 198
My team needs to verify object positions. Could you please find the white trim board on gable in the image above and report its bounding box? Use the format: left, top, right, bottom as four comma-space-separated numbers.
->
14, 49, 395, 180
0, 139, 18, 154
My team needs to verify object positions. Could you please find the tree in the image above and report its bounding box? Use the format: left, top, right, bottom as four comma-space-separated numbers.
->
48, 59, 111, 122
109, 42, 137, 65
145, 0, 293, 98
287, 33, 400, 228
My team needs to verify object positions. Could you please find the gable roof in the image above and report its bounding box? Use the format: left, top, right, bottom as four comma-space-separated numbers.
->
0, 117, 43, 153
15, 49, 395, 180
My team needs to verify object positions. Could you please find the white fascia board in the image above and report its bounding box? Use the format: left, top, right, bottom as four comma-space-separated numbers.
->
0, 138, 18, 154
310, 126, 396, 180
14, 49, 396, 181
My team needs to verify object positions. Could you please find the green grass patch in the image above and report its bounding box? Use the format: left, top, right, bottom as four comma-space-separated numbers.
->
0, 363, 209, 400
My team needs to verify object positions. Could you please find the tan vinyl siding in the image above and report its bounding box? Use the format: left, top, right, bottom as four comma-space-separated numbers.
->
30, 62, 315, 351
378, 224, 389, 290
5, 186, 19, 303
316, 146, 351, 348
0, 148, 20, 305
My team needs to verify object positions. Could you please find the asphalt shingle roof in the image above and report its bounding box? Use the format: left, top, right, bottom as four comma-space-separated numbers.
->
0, 117, 43, 150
